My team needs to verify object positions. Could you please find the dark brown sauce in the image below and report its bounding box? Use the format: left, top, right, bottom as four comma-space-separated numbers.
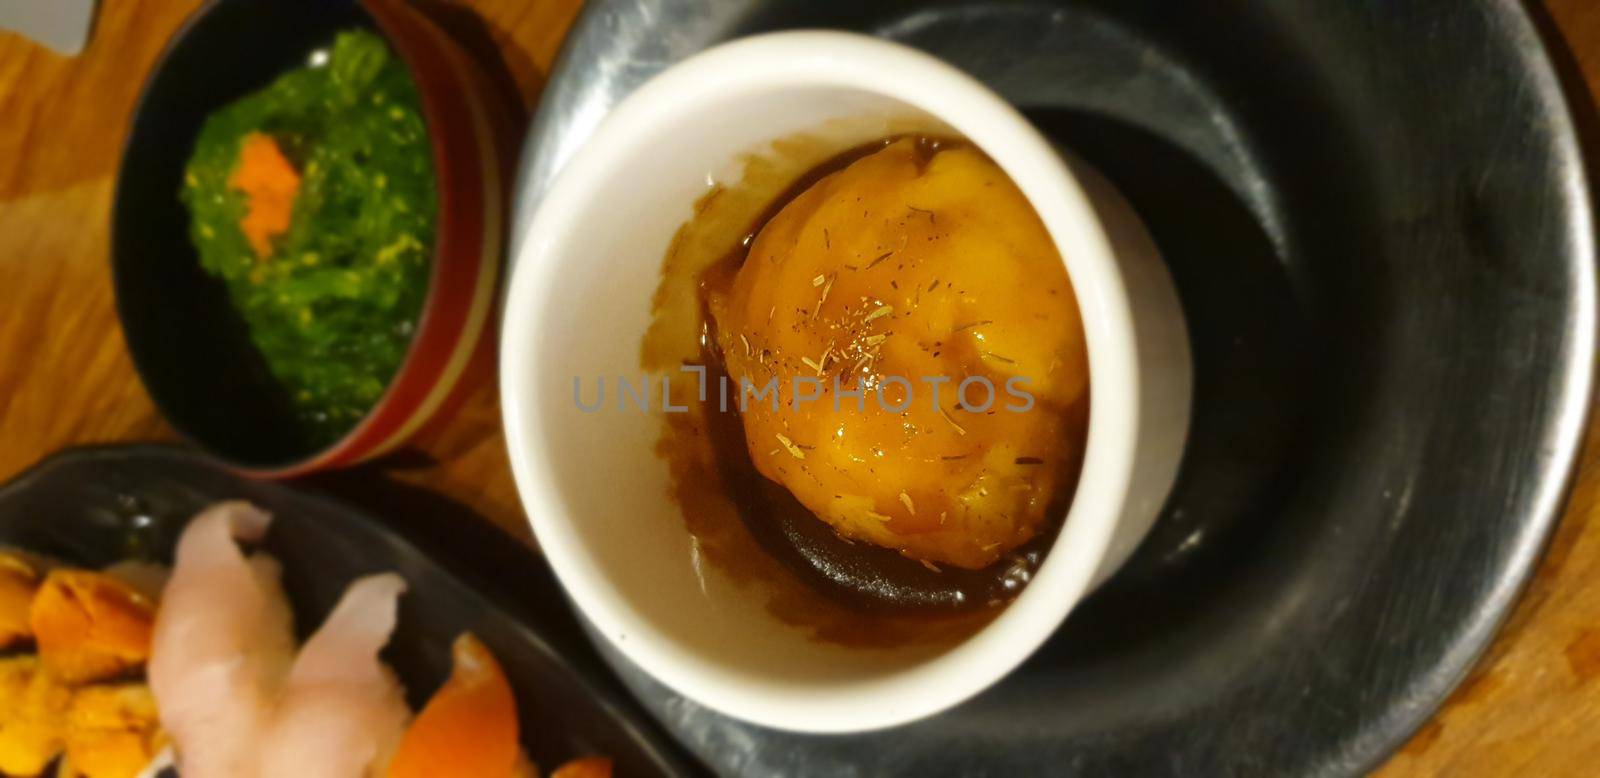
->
649, 132, 1078, 645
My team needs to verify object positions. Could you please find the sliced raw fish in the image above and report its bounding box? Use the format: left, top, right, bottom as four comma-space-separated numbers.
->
148, 501, 294, 778
259, 573, 410, 778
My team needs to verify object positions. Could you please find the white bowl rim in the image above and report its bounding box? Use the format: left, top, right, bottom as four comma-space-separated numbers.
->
501, 30, 1149, 733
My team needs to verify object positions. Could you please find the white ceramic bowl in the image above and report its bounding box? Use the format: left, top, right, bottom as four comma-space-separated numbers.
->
501, 31, 1191, 733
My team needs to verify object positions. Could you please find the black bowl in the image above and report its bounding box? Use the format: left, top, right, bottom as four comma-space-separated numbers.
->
111, 0, 507, 475
113, 0, 371, 468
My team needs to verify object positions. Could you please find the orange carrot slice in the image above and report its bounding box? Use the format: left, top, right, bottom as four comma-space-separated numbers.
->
228, 132, 301, 260
387, 633, 520, 778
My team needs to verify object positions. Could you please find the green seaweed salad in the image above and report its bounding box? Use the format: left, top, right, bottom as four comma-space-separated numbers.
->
181, 29, 436, 446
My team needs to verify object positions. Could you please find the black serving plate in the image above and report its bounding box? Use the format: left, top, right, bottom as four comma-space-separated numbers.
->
513, 1, 1598, 775
0, 446, 698, 776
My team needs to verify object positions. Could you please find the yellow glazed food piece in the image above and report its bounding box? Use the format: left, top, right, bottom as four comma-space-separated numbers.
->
0, 552, 40, 648
61, 684, 165, 778
0, 656, 72, 776
706, 138, 1090, 570
31, 571, 156, 684
0, 666, 165, 778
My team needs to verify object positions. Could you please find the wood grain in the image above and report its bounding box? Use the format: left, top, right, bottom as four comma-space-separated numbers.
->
0, 1, 1596, 774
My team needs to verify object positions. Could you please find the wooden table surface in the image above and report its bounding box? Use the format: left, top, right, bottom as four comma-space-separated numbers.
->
1, 1, 1597, 774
